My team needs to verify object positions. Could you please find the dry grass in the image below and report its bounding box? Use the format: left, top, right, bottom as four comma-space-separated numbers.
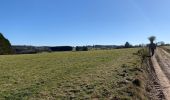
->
0, 48, 147, 99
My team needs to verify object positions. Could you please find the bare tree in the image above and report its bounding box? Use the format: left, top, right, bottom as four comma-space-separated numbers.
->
148, 36, 156, 56
148, 36, 156, 43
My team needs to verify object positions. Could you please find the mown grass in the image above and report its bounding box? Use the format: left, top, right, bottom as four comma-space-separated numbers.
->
0, 48, 147, 100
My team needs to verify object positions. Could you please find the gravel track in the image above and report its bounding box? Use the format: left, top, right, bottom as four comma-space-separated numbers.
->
151, 48, 170, 100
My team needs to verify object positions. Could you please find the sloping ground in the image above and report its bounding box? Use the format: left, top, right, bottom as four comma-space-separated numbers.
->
151, 48, 170, 100
0, 49, 148, 99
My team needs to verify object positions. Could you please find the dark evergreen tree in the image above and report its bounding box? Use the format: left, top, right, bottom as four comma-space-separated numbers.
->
82, 46, 88, 51
0, 33, 13, 54
124, 42, 132, 48
75, 46, 80, 51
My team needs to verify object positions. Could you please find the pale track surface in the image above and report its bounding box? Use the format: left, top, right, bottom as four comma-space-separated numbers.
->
151, 48, 170, 100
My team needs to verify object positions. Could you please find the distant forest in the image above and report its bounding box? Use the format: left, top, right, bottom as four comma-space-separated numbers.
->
12, 44, 142, 54
0, 33, 169, 55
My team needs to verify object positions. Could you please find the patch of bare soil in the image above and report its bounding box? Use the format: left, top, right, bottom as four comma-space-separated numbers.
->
150, 48, 170, 100
144, 57, 165, 100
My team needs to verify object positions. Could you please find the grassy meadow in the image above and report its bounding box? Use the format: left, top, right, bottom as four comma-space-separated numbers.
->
0, 48, 146, 100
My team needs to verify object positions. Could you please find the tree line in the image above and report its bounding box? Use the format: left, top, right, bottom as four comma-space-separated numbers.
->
0, 33, 169, 55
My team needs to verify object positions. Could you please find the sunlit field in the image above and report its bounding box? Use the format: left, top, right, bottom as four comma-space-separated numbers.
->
0, 48, 145, 99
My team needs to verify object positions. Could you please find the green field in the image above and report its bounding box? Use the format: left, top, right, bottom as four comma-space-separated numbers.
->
0, 48, 146, 100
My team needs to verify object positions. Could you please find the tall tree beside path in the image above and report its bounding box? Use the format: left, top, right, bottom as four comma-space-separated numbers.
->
148, 36, 156, 56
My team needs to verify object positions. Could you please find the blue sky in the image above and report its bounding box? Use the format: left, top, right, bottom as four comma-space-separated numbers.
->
0, 0, 170, 46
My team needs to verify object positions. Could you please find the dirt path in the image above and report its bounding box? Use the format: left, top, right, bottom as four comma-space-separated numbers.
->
151, 48, 170, 100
